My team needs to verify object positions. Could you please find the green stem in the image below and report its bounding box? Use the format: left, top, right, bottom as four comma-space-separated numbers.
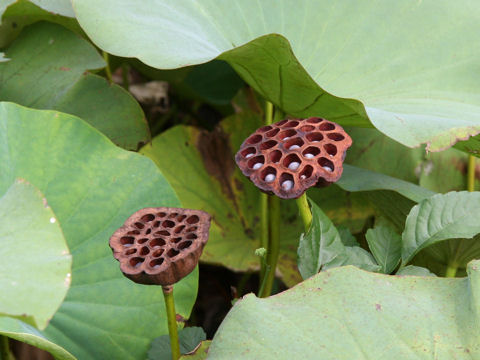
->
260, 101, 274, 280
102, 51, 113, 82
0, 335, 14, 360
445, 263, 458, 278
296, 194, 312, 232
162, 286, 180, 360
260, 195, 280, 297
468, 154, 476, 192
260, 193, 268, 280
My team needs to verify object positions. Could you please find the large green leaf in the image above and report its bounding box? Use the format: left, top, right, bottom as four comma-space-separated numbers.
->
73, 0, 480, 153
0, 180, 71, 330
0, 317, 75, 360
208, 261, 480, 359
0, 102, 196, 359
402, 191, 480, 265
147, 327, 206, 360
0, 22, 149, 150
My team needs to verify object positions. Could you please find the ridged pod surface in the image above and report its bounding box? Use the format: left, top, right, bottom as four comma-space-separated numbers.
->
235, 117, 352, 199
109, 207, 211, 285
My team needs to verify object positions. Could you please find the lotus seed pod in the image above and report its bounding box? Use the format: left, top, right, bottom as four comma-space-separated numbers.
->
235, 117, 352, 199
109, 207, 211, 286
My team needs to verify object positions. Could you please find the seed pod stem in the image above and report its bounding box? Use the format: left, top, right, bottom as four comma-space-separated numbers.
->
162, 285, 180, 360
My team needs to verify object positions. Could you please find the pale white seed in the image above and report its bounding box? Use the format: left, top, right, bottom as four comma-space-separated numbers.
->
300, 175, 307, 180
289, 145, 300, 150
265, 174, 276, 182
322, 166, 333, 172
283, 136, 290, 141
304, 153, 314, 159
282, 180, 294, 191
253, 163, 263, 170
329, 154, 334, 157
288, 162, 300, 171
245, 153, 254, 158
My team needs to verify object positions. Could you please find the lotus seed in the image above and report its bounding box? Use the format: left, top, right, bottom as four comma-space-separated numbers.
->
245, 153, 254, 158
253, 163, 263, 170
282, 180, 294, 191
289, 145, 300, 150
265, 174, 276, 182
322, 166, 333, 172
283, 136, 290, 141
300, 175, 306, 180
304, 153, 314, 159
288, 162, 300, 170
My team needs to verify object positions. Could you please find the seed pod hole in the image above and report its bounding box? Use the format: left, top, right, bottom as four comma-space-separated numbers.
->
299, 125, 315, 132
177, 215, 187, 222
261, 166, 277, 183
300, 165, 314, 180
186, 233, 198, 240
246, 134, 263, 144
153, 249, 164, 257
302, 146, 321, 159
276, 119, 289, 126
327, 133, 345, 141
283, 120, 299, 128
248, 155, 265, 170
153, 221, 161, 228
178, 241, 193, 250
156, 212, 167, 218
280, 173, 295, 192
283, 154, 302, 171
318, 157, 335, 172
167, 249, 180, 258
324, 144, 337, 156
258, 125, 273, 133
319, 122, 336, 131
150, 258, 164, 269
168, 213, 178, 219
266, 128, 280, 137
260, 140, 278, 150
285, 138, 304, 150
162, 220, 175, 228
154, 230, 170, 236
134, 222, 144, 229
127, 230, 140, 235
145, 228, 151, 235
124, 248, 137, 256
186, 226, 197, 232
140, 246, 150, 256
278, 129, 297, 141
120, 236, 134, 246
174, 225, 185, 234
306, 132, 324, 143
150, 238, 166, 248
172, 237, 182, 243
130, 257, 144, 268
307, 117, 323, 124
137, 238, 148, 244
140, 214, 155, 222
186, 215, 200, 224
269, 150, 282, 163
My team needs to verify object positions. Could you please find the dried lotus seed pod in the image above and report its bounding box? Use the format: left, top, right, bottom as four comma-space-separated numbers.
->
235, 117, 352, 199
109, 207, 211, 286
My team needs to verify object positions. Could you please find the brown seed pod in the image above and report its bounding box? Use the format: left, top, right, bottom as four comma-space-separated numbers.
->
109, 207, 211, 286
235, 117, 352, 199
